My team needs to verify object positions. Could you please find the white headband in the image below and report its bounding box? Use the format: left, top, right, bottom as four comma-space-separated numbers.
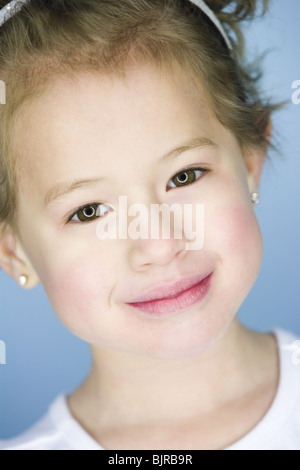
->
0, 0, 233, 52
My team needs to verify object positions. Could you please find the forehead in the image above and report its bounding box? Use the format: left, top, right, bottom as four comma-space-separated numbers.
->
13, 63, 220, 195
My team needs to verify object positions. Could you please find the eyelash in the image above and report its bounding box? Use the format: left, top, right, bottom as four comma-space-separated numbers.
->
66, 166, 209, 224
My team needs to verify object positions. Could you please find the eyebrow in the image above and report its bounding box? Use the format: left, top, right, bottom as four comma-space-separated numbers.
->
44, 136, 218, 208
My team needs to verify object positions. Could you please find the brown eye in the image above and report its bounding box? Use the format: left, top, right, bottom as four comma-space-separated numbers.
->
167, 168, 207, 190
68, 203, 113, 223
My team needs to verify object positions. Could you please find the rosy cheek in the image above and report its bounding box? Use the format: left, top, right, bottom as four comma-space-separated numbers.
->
209, 203, 263, 265
44, 258, 109, 325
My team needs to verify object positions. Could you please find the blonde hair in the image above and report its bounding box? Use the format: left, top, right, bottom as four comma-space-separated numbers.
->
0, 0, 286, 237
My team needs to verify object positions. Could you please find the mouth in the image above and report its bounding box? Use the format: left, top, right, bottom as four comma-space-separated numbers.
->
126, 272, 213, 316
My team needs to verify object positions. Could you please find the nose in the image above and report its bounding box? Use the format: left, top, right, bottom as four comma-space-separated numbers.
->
128, 212, 188, 270
129, 236, 187, 270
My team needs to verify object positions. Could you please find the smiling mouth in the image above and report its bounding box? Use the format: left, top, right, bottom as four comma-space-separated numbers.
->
127, 272, 213, 315
127, 271, 213, 304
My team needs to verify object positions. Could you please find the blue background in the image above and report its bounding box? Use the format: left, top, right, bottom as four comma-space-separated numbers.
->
0, 0, 299, 439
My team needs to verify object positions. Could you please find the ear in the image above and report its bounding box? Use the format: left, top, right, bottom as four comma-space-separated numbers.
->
243, 118, 272, 194
0, 225, 40, 289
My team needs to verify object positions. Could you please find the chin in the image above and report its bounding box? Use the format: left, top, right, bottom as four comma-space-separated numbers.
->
127, 315, 235, 362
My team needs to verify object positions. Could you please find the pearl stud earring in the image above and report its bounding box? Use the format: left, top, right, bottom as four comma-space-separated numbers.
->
251, 192, 260, 206
19, 274, 28, 286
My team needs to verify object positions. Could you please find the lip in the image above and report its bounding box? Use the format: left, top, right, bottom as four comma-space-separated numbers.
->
126, 272, 213, 315
127, 271, 213, 303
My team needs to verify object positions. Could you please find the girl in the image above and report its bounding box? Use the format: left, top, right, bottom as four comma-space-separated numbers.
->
0, 0, 299, 450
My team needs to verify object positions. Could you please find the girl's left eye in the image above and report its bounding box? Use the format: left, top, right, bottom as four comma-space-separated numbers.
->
167, 167, 209, 190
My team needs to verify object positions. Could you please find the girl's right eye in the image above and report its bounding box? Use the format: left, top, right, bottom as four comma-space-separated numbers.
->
68, 203, 113, 224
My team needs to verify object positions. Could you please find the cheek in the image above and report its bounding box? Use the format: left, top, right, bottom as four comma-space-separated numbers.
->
42, 257, 112, 334
208, 203, 263, 277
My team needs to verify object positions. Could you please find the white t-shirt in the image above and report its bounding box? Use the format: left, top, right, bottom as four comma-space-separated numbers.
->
1, 327, 300, 450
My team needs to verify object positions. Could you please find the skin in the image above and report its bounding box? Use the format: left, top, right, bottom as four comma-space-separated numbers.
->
0, 62, 279, 449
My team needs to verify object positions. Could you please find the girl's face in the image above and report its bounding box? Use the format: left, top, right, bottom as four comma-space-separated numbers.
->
13, 63, 264, 360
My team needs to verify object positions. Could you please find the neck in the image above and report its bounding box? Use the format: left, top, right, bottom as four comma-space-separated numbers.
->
68, 318, 270, 429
